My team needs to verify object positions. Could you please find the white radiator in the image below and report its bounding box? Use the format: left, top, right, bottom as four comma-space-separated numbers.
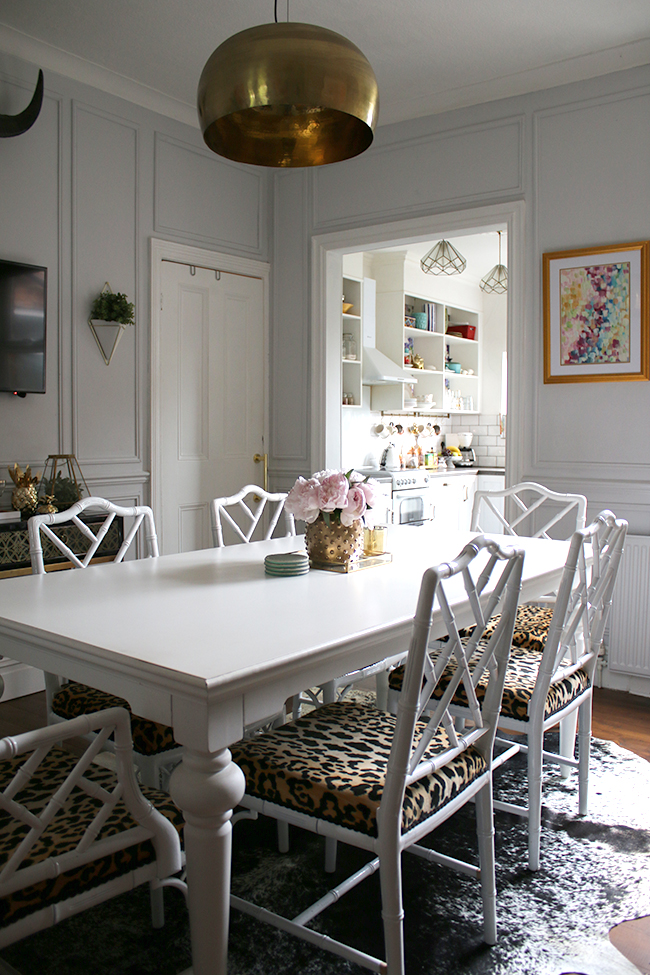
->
608, 534, 650, 678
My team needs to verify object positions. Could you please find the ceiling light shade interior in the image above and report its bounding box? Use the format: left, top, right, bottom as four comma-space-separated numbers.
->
420, 240, 467, 276
197, 22, 379, 168
480, 231, 508, 294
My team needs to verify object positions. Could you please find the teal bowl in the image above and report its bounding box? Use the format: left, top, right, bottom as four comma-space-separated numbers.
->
446, 362, 461, 373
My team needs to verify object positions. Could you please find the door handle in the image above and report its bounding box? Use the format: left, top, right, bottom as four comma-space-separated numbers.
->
253, 453, 268, 493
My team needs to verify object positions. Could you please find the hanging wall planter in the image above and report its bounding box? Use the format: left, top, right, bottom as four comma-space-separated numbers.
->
88, 283, 135, 365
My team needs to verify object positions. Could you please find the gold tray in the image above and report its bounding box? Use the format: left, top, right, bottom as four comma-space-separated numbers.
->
309, 552, 393, 573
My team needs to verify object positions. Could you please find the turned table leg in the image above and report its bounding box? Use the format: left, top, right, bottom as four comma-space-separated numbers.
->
170, 747, 245, 975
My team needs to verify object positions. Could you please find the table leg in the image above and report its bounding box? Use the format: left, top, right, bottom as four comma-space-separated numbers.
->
170, 747, 246, 975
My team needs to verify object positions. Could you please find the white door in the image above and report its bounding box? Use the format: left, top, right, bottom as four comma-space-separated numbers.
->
159, 260, 265, 554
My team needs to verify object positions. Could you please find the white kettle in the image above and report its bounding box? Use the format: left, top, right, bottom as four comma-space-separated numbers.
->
382, 443, 400, 470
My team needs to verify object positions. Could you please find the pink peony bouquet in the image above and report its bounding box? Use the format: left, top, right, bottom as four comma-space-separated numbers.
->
284, 469, 379, 527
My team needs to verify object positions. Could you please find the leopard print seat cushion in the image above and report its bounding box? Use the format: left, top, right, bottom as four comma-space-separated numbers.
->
388, 644, 589, 722
0, 747, 183, 930
231, 701, 487, 839
52, 683, 178, 755
483, 604, 555, 653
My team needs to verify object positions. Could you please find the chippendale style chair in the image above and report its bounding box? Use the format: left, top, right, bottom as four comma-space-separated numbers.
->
471, 480, 588, 771
389, 509, 628, 871
229, 535, 525, 975
28, 497, 184, 790
0, 706, 184, 953
210, 485, 296, 547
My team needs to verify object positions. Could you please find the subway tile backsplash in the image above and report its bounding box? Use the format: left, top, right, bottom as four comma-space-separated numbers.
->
448, 413, 506, 467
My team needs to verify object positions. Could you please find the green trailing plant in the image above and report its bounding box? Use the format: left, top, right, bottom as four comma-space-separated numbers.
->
90, 291, 135, 326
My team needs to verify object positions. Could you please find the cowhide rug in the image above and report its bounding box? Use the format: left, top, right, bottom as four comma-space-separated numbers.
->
1, 733, 648, 975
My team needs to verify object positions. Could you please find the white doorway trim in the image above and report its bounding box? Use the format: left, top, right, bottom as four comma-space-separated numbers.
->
310, 201, 525, 481
150, 238, 271, 540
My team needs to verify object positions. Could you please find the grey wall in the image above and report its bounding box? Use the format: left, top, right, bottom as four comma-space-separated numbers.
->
271, 64, 650, 535
0, 53, 270, 508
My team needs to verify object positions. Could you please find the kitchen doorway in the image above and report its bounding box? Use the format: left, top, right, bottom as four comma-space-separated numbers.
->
150, 240, 270, 555
309, 201, 524, 480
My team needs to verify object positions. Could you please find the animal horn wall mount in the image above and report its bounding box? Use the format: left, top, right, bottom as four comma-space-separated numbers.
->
0, 69, 44, 138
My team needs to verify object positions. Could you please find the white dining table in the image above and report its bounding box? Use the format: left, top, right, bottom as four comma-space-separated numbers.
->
0, 523, 569, 975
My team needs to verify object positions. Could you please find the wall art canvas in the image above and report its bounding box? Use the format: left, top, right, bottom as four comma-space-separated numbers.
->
543, 241, 649, 383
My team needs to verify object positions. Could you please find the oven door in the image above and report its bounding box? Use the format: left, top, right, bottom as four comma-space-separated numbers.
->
391, 489, 434, 526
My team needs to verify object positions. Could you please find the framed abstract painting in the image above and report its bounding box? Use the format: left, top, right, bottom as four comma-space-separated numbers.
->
543, 240, 649, 383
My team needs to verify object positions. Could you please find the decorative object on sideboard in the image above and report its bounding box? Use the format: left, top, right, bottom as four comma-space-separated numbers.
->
480, 231, 508, 294
38, 455, 89, 512
420, 239, 467, 276
8, 464, 40, 514
0, 69, 43, 138
88, 283, 135, 366
197, 4, 378, 168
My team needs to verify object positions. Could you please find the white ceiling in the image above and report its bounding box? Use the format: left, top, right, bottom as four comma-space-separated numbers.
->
1, 0, 650, 130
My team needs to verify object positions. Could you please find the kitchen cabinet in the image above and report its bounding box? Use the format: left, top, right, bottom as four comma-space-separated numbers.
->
370, 287, 480, 414
475, 473, 506, 533
430, 472, 477, 531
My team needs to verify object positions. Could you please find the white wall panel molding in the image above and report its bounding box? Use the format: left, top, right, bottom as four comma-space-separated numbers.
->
312, 115, 524, 231
71, 101, 141, 468
153, 133, 266, 257
0, 67, 65, 464
270, 170, 312, 474
528, 81, 650, 489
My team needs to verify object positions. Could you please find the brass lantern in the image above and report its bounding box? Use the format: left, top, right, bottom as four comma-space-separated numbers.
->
197, 22, 379, 168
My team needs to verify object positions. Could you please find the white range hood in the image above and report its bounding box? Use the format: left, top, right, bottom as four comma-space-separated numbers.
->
362, 345, 415, 386
361, 277, 414, 386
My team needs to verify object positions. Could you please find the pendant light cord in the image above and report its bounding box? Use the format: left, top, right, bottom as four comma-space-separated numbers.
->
274, 0, 290, 23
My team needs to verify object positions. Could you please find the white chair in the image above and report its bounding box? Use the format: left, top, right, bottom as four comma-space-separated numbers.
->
491, 509, 627, 869
389, 510, 628, 871
0, 705, 184, 952
470, 480, 587, 540
210, 485, 296, 547
28, 497, 184, 790
229, 535, 525, 975
471, 480, 588, 771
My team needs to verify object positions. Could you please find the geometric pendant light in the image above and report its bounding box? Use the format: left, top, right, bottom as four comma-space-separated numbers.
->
420, 239, 467, 275
197, 15, 379, 168
479, 231, 508, 294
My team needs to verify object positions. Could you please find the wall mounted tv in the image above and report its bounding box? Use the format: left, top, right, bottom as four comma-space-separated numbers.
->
0, 259, 47, 395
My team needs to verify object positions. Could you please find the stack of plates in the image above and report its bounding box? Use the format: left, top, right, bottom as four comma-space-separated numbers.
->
264, 552, 310, 577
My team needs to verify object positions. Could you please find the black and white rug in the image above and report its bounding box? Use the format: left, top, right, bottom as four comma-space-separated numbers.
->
1, 735, 648, 975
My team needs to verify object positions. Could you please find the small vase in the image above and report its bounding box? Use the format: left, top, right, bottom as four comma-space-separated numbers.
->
305, 513, 364, 569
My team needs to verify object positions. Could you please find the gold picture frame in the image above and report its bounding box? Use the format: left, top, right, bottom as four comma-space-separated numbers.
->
543, 240, 649, 384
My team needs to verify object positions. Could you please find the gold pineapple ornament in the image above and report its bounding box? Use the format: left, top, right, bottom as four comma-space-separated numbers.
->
8, 464, 40, 514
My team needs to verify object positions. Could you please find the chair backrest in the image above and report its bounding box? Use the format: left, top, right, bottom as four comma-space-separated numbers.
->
471, 481, 587, 540
28, 497, 159, 574
382, 535, 524, 832
210, 485, 296, 547
530, 509, 628, 713
0, 707, 182, 943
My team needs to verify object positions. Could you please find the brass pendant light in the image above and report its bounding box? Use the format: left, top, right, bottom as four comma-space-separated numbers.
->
480, 232, 508, 294
420, 240, 467, 276
197, 13, 379, 168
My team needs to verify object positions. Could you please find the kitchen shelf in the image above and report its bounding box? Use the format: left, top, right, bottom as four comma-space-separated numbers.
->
342, 276, 363, 407
372, 284, 480, 414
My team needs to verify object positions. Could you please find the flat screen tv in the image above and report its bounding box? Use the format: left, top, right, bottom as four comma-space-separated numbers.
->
0, 259, 47, 395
